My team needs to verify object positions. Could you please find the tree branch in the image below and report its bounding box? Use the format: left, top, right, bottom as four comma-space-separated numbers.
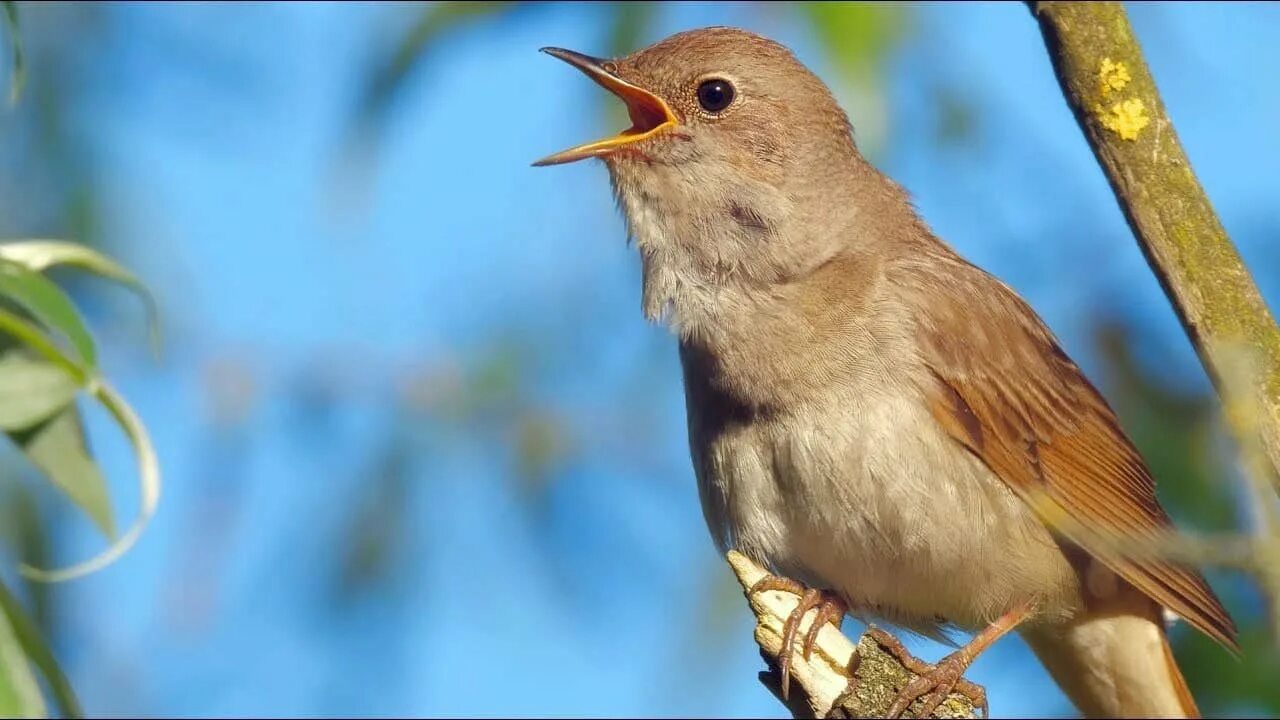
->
1027, 1, 1280, 487
1028, 0, 1280, 642
727, 552, 979, 719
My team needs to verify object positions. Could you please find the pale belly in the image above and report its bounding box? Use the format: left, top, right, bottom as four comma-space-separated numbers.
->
693, 391, 1081, 639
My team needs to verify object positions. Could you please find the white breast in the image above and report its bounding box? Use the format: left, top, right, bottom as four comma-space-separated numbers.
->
698, 385, 1079, 638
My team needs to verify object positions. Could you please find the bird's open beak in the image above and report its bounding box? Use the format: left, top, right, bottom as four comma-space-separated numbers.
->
532, 47, 678, 167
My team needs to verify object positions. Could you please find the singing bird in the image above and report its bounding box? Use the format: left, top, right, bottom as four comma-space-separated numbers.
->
533, 27, 1236, 718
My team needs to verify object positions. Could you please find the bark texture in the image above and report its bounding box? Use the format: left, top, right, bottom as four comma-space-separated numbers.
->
1029, 0, 1280, 641
729, 552, 978, 719
1029, 1, 1280, 488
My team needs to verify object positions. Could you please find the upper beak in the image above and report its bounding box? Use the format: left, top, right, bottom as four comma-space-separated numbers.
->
532, 47, 678, 167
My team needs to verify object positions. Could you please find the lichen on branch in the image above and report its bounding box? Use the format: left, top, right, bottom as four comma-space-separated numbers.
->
1028, 0, 1280, 640
1028, 1, 1280, 487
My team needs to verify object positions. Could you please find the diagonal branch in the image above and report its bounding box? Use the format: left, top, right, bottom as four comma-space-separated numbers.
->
1027, 1, 1280, 488
1028, 0, 1280, 641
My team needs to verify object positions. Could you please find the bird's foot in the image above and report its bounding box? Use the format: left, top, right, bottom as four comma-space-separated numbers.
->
865, 627, 988, 719
748, 574, 847, 701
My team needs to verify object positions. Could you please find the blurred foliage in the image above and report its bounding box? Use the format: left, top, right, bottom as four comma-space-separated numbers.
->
0, 13, 162, 717
799, 2, 905, 86
1181, 621, 1280, 716
2, 2, 22, 105
0, 241, 160, 718
0, 580, 78, 718
1093, 319, 1280, 716
1094, 321, 1235, 531
603, 1, 654, 59
0, 242, 161, 569
354, 1, 518, 138
932, 84, 977, 148
600, 2, 655, 128
402, 333, 576, 510
334, 429, 411, 599
0, 4, 111, 260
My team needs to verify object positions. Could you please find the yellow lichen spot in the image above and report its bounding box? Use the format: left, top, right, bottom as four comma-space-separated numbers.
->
1094, 98, 1149, 141
1098, 57, 1131, 96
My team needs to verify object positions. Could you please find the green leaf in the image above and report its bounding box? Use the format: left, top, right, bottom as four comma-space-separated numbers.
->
0, 260, 96, 368
20, 377, 159, 582
0, 241, 161, 357
2, 1, 23, 106
0, 308, 84, 386
0, 308, 121, 550
0, 588, 45, 719
11, 405, 116, 540
0, 581, 81, 718
0, 249, 157, 582
0, 352, 80, 431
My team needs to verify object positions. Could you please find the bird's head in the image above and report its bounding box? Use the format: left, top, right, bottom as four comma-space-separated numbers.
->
534, 27, 878, 328
534, 26, 856, 174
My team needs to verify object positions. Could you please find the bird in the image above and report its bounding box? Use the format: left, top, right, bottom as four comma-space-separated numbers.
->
532, 26, 1237, 719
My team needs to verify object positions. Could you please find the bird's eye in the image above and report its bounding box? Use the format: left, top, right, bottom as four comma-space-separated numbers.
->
696, 78, 735, 113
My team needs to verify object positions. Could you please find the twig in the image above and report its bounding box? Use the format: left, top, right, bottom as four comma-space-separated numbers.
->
727, 551, 979, 719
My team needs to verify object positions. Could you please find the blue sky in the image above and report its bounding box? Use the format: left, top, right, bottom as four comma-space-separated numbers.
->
3, 1, 1277, 717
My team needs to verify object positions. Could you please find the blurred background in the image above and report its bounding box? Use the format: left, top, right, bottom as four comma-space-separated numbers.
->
0, 1, 1277, 717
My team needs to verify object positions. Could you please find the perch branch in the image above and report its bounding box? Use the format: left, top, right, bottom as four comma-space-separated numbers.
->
727, 551, 978, 719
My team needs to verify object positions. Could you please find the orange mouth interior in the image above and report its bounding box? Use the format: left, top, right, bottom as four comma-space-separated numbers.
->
533, 48, 678, 167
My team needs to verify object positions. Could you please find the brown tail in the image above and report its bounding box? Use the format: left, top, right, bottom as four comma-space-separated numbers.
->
1023, 590, 1199, 718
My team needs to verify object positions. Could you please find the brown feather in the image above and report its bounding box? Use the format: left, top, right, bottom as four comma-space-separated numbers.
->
899, 242, 1239, 653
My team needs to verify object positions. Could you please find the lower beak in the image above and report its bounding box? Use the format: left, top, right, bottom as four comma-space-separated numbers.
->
532, 47, 678, 167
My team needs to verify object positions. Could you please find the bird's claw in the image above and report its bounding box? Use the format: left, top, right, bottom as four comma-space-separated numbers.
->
748, 574, 847, 702
864, 626, 987, 719
888, 652, 986, 718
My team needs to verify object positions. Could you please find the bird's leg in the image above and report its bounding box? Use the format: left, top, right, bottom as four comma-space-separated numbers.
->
861, 627, 988, 717
748, 574, 847, 701
873, 602, 1033, 719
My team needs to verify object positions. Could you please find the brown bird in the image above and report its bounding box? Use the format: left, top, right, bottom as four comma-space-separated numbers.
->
533, 26, 1237, 719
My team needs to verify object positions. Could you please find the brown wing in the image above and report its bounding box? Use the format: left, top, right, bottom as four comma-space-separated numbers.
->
895, 249, 1238, 652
